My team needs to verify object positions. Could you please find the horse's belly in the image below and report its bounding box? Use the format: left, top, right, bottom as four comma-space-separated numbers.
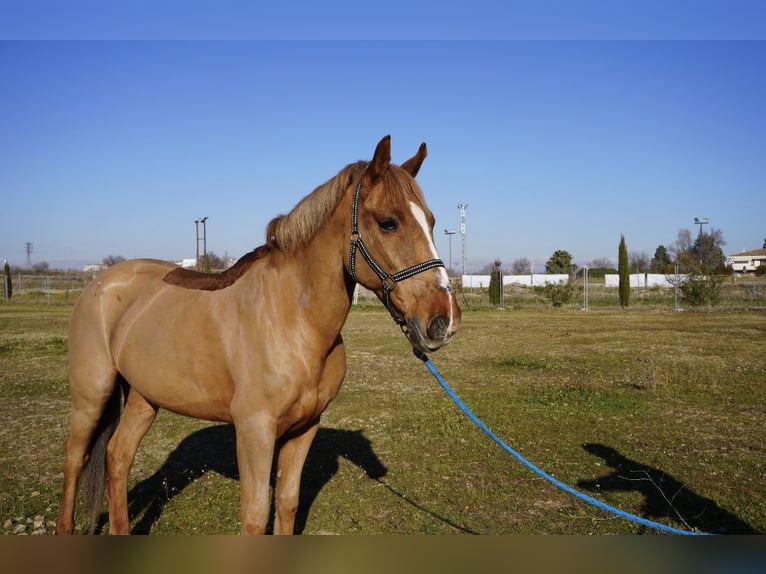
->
115, 329, 236, 422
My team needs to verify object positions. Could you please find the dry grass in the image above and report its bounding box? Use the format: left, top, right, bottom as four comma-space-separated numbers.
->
1, 303, 764, 535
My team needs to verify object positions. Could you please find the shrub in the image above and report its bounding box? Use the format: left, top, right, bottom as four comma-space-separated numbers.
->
539, 281, 574, 307
680, 273, 724, 307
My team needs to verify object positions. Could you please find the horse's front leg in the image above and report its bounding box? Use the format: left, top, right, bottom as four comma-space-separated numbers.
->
274, 339, 346, 534
273, 421, 320, 535
234, 416, 277, 535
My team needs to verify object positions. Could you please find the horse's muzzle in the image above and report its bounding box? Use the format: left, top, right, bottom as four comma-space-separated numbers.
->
405, 292, 461, 353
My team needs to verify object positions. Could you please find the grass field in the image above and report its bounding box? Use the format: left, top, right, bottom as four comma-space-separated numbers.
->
1, 301, 764, 535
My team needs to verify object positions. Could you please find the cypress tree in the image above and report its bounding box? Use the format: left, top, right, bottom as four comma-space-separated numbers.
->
618, 235, 630, 307
488, 259, 503, 307
3, 259, 11, 302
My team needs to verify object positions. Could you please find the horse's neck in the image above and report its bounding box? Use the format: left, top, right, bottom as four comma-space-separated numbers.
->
238, 219, 354, 342
295, 235, 355, 326
295, 192, 357, 327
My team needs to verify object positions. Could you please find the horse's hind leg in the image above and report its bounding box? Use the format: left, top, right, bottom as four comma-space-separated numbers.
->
105, 388, 158, 535
56, 368, 121, 535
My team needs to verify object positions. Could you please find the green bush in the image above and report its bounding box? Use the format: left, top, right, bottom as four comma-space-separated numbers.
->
680, 273, 724, 307
537, 281, 574, 307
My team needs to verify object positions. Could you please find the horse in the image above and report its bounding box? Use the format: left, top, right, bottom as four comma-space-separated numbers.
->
55, 135, 461, 535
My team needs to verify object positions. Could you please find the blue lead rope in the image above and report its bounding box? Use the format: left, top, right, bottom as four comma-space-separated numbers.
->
413, 349, 711, 536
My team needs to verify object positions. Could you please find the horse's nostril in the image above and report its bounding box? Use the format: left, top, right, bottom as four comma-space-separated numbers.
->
427, 314, 448, 341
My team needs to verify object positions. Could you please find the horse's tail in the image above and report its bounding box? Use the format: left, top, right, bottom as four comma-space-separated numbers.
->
81, 383, 123, 535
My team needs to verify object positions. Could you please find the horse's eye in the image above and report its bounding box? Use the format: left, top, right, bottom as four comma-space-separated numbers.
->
378, 218, 399, 233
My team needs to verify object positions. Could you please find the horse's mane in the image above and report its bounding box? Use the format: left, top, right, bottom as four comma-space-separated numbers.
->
163, 245, 271, 290
266, 160, 366, 253
164, 158, 424, 291
267, 159, 426, 252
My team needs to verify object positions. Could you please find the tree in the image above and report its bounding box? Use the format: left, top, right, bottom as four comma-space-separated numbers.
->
680, 273, 724, 307
3, 259, 11, 302
31, 261, 50, 274
618, 235, 630, 307
545, 250, 577, 275
205, 251, 228, 270
102, 255, 126, 267
581, 257, 616, 279
694, 228, 727, 273
671, 228, 727, 273
670, 229, 698, 273
629, 251, 649, 274
589, 257, 614, 269
650, 245, 672, 273
511, 257, 531, 274
488, 259, 503, 307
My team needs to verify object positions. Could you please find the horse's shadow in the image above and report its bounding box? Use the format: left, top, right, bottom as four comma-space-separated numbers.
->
577, 443, 760, 534
122, 425, 387, 534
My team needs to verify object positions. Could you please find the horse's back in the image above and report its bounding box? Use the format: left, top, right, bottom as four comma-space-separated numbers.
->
92, 258, 177, 288
70, 259, 179, 351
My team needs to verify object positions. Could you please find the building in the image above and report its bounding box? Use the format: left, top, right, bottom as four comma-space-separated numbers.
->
728, 248, 766, 273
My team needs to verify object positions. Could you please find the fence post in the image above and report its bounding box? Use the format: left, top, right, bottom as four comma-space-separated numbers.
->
582, 266, 589, 310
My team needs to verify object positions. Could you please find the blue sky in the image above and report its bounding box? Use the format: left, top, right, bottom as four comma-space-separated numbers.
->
2, 6, 765, 271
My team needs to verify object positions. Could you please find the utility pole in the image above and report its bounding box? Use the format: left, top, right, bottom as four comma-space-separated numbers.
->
24, 242, 33, 269
195, 217, 208, 271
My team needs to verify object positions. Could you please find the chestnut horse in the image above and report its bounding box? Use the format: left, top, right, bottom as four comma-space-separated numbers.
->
56, 136, 461, 535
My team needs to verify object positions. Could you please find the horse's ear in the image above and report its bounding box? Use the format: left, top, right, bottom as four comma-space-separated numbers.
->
367, 135, 391, 181
400, 142, 427, 178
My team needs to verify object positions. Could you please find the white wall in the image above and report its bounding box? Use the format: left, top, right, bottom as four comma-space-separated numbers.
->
604, 273, 684, 288
461, 274, 570, 288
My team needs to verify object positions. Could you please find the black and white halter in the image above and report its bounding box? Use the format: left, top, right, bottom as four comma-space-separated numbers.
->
348, 180, 445, 326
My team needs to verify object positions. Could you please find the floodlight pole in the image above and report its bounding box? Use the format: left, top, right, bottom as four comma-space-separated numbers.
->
458, 204, 467, 276
694, 217, 708, 238
694, 217, 709, 266
444, 229, 456, 272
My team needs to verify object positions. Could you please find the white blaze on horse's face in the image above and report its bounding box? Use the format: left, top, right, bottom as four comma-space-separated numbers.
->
406, 201, 460, 350
409, 202, 451, 290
